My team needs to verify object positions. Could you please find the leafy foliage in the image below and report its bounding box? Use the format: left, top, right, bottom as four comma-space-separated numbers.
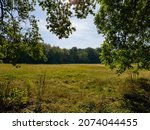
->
95, 0, 150, 73
0, 0, 45, 65
0, 0, 96, 64
1, 0, 150, 73
38, 0, 96, 38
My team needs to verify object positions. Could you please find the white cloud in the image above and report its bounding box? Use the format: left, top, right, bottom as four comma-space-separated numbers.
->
37, 19, 48, 32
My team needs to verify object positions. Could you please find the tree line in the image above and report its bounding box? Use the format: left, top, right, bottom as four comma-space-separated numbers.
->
2, 43, 101, 64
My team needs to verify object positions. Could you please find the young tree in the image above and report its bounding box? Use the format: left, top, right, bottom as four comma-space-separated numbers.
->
95, 0, 150, 73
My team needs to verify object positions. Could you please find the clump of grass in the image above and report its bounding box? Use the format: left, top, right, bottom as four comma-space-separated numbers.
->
25, 80, 35, 98
35, 73, 47, 112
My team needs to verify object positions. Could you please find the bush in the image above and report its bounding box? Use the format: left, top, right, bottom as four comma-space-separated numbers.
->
0, 81, 28, 112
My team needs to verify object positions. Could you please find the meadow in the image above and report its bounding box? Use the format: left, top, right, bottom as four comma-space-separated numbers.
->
0, 64, 150, 113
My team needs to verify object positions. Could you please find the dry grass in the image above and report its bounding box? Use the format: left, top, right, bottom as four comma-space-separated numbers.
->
0, 64, 149, 112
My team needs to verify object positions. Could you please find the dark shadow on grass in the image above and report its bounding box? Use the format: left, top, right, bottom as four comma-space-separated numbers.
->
0, 101, 28, 113
123, 78, 150, 113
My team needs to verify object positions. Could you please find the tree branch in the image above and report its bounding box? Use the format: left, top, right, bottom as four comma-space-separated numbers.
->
0, 0, 4, 24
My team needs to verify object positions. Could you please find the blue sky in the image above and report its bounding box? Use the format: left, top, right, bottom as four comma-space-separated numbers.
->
34, 5, 104, 49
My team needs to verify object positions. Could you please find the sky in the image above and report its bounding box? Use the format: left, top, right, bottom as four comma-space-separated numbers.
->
34, 5, 104, 49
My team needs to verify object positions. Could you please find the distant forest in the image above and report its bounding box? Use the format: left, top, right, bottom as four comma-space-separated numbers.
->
2, 44, 101, 64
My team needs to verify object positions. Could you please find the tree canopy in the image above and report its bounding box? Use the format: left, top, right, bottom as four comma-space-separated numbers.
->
95, 0, 150, 73
0, 0, 96, 65
38, 0, 96, 38
0, 0, 45, 65
0, 0, 149, 73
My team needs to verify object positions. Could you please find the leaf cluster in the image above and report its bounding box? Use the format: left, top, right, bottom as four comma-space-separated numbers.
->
95, 0, 150, 73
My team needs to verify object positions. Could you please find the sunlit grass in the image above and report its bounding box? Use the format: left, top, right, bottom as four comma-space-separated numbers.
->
0, 64, 149, 112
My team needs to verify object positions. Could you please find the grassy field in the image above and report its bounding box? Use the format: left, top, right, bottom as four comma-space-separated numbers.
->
0, 64, 150, 113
